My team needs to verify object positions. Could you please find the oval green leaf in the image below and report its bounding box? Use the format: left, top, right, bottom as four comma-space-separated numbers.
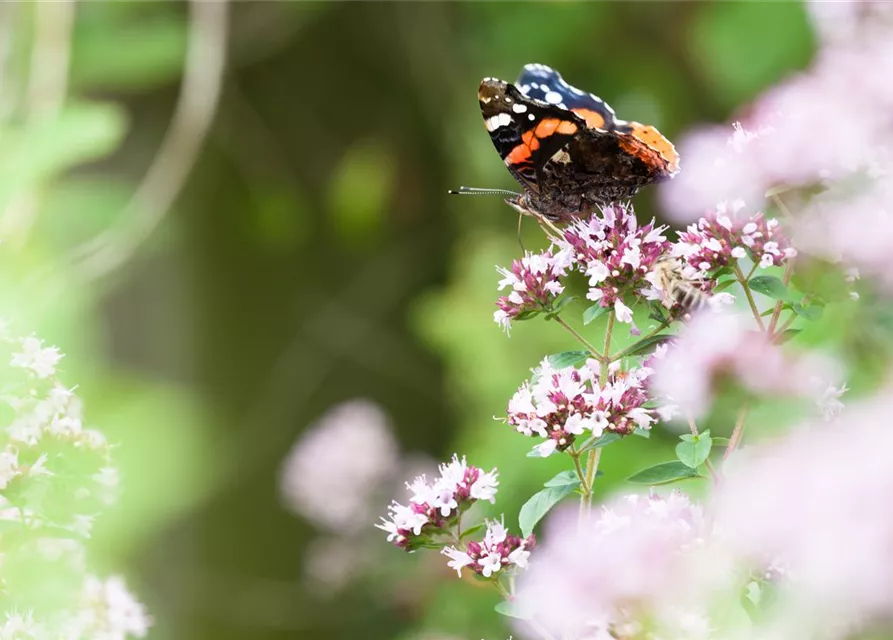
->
547, 350, 590, 369
749, 275, 791, 301
627, 461, 703, 485
583, 303, 608, 325
543, 470, 582, 489
519, 484, 577, 537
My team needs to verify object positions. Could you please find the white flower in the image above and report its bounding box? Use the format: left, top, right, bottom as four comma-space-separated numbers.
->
442, 547, 473, 577
10, 336, 63, 379
614, 299, 633, 323
77, 575, 152, 640
470, 469, 499, 502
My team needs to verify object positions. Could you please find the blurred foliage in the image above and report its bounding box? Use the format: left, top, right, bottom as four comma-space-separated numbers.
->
0, 2, 820, 640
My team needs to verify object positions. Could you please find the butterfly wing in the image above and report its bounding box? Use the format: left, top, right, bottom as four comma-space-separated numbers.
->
479, 77, 587, 193
518, 63, 680, 175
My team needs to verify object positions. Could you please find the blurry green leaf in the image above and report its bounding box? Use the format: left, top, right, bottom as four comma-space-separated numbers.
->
578, 431, 622, 452
0, 102, 127, 211
777, 329, 802, 343
543, 470, 582, 489
713, 279, 737, 293
547, 350, 590, 369
583, 303, 608, 325
514, 309, 542, 322
328, 138, 395, 248
690, 1, 813, 109
749, 275, 790, 301
633, 427, 651, 439
620, 333, 673, 357
71, 9, 188, 90
675, 431, 712, 469
460, 523, 485, 540
712, 437, 732, 446
519, 484, 576, 537
792, 303, 823, 321
253, 187, 310, 252
495, 600, 529, 620
627, 461, 702, 485
36, 177, 130, 249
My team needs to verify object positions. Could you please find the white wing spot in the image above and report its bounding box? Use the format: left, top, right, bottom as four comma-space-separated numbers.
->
528, 113, 536, 121
486, 112, 514, 131
512, 103, 528, 114
545, 91, 563, 104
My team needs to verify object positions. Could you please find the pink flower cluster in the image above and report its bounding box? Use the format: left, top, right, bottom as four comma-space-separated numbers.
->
493, 250, 568, 333
512, 491, 706, 640
672, 201, 797, 275
557, 203, 668, 322
507, 357, 655, 457
376, 455, 498, 550
442, 518, 534, 579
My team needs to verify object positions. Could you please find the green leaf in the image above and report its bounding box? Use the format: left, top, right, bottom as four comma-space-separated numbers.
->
792, 303, 823, 321
632, 427, 651, 439
543, 470, 582, 489
620, 334, 674, 358
546, 295, 576, 318
459, 523, 485, 540
578, 431, 622, 452
749, 275, 791, 301
777, 329, 801, 343
713, 278, 737, 293
711, 437, 732, 446
627, 461, 703, 485
675, 431, 713, 469
514, 309, 542, 322
495, 600, 529, 620
547, 350, 590, 369
583, 303, 608, 325
519, 484, 577, 537
329, 138, 395, 248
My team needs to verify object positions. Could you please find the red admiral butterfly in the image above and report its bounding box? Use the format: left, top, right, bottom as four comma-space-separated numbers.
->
457, 63, 679, 222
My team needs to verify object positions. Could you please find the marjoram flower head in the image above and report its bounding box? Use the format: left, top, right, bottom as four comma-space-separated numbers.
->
557, 202, 669, 323
0, 321, 151, 640
494, 249, 569, 333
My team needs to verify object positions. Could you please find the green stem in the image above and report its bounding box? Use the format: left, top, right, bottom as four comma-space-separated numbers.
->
724, 403, 750, 461
767, 262, 794, 334
553, 314, 603, 360
584, 448, 602, 507
734, 262, 766, 331
602, 311, 615, 366
569, 447, 590, 496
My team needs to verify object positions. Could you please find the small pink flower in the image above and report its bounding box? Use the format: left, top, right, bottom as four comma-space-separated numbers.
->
557, 203, 668, 321
494, 250, 568, 333
441, 518, 534, 578
507, 357, 656, 456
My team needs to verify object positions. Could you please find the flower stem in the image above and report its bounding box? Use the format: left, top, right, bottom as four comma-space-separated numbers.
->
772, 312, 797, 342
734, 262, 766, 331
724, 403, 751, 461
602, 311, 615, 364
768, 262, 794, 334
553, 315, 603, 360
584, 448, 602, 507
569, 447, 590, 496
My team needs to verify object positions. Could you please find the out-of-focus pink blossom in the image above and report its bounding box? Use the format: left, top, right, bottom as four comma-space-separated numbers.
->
280, 399, 399, 533
441, 518, 533, 578
512, 492, 705, 640
494, 250, 568, 333
651, 311, 838, 420
714, 390, 893, 628
507, 357, 656, 457
556, 203, 668, 321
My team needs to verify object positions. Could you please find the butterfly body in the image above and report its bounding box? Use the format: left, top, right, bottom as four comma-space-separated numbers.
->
479, 65, 679, 222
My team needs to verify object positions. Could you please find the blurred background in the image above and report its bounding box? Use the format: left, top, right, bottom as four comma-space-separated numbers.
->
0, 2, 816, 639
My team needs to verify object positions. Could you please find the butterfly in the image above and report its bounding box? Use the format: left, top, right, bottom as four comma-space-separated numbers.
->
463, 63, 679, 222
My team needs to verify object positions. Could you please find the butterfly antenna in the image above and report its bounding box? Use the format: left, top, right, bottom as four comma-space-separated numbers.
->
448, 186, 521, 197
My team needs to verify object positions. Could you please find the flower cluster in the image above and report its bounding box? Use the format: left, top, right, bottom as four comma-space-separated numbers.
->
507, 357, 655, 457
651, 310, 841, 420
377, 455, 498, 550
672, 201, 796, 275
0, 323, 151, 640
442, 518, 533, 578
557, 203, 669, 321
512, 491, 706, 640
493, 250, 568, 333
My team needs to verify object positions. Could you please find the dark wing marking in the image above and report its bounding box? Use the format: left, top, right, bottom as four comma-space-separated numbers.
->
516, 63, 618, 131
